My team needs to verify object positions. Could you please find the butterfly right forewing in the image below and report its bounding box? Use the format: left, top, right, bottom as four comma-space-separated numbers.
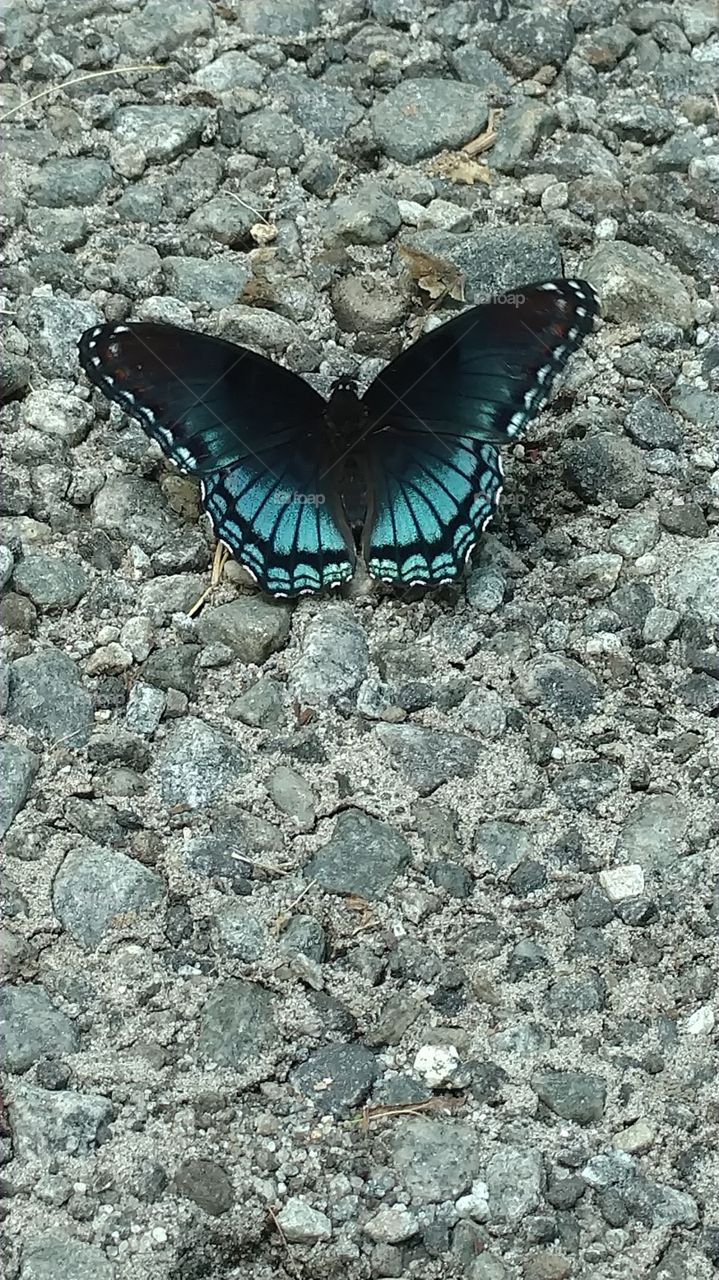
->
360, 279, 598, 586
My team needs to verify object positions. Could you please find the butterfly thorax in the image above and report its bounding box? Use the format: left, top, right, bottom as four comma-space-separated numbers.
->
324, 378, 368, 446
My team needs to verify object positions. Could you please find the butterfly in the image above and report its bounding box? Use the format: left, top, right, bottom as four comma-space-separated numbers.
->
78, 278, 598, 597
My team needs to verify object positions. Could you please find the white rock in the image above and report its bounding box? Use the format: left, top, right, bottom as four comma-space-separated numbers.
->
682, 1005, 715, 1036
413, 1043, 460, 1088
456, 1179, 490, 1221
120, 615, 155, 662
598, 864, 645, 902
85, 643, 133, 675
363, 1205, 419, 1243
276, 1198, 332, 1244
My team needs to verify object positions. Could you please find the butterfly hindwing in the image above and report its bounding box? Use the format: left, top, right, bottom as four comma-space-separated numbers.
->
202, 452, 355, 597
78, 323, 355, 596
360, 278, 597, 586
363, 431, 502, 586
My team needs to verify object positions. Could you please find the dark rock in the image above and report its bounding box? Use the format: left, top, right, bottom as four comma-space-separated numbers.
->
427, 861, 474, 899
377, 722, 482, 795
277, 75, 364, 143
679, 673, 719, 715
450, 45, 511, 93
517, 655, 602, 722
490, 102, 557, 174
659, 504, 708, 539
625, 396, 682, 451
563, 433, 649, 508
198, 980, 276, 1067
292, 1043, 378, 1114
604, 103, 674, 144
0, 742, 38, 839
306, 810, 411, 900
552, 761, 621, 810
491, 10, 574, 75
1, 984, 79, 1074
162, 256, 250, 309
234, 0, 318, 37
175, 1159, 234, 1216
31, 159, 112, 208
532, 1069, 607, 1125
141, 645, 199, 696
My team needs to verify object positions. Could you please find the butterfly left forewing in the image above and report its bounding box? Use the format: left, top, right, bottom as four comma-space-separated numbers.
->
79, 322, 356, 596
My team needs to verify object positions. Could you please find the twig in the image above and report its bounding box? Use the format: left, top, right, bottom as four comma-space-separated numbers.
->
462, 108, 500, 157
0, 66, 165, 124
268, 1206, 302, 1280
358, 1094, 466, 1130
187, 543, 228, 617
230, 850, 292, 877
272, 878, 317, 936
285, 878, 317, 912
228, 191, 272, 227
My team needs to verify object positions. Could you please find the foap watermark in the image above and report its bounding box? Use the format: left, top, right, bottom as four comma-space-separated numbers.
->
273, 489, 326, 506
474, 291, 527, 308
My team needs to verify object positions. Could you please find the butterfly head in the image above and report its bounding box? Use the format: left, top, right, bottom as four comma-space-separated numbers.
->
329, 376, 359, 397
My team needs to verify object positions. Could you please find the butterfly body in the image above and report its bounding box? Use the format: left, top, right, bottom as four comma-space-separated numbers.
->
79, 278, 598, 597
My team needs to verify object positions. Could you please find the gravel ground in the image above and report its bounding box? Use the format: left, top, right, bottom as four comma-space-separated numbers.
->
2, 1, 719, 1278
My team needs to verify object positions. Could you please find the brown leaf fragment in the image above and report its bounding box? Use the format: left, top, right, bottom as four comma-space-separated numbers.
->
428, 151, 491, 186
399, 245, 465, 303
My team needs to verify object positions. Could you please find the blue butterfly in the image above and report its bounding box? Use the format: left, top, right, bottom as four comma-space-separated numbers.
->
78, 278, 597, 597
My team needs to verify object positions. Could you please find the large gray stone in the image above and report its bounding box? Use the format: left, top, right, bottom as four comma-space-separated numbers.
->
198, 598, 291, 663
583, 241, 693, 329
377, 723, 482, 795
0, 742, 38, 838
371, 79, 489, 164
13, 554, 88, 610
113, 106, 210, 164
306, 810, 411, 900
9, 1083, 113, 1162
290, 608, 369, 706
1, 984, 79, 1074
198, 979, 276, 1067
152, 717, 247, 808
21, 1234, 115, 1280
668, 544, 719, 625
391, 1118, 481, 1202
402, 227, 562, 303
52, 844, 166, 949
7, 650, 93, 746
